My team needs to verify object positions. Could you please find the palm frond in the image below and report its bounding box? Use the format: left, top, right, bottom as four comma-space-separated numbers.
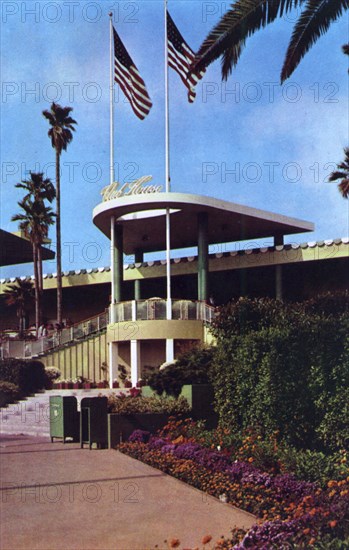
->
281, 0, 349, 82
194, 0, 304, 77
338, 179, 349, 197
43, 102, 77, 153
328, 170, 348, 182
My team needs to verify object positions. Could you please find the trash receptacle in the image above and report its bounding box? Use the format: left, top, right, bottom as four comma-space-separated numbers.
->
50, 395, 79, 443
80, 397, 108, 449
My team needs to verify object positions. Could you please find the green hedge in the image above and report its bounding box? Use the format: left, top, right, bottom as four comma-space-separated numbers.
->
0, 381, 21, 407
148, 346, 215, 397
0, 358, 46, 395
210, 293, 349, 451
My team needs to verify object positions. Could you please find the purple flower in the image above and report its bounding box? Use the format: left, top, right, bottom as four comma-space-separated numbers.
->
128, 429, 150, 443
148, 436, 167, 450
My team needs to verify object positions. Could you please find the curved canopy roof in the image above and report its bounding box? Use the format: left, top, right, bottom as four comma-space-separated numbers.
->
93, 193, 314, 255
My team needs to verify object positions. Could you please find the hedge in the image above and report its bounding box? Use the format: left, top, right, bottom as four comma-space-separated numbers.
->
0, 358, 46, 395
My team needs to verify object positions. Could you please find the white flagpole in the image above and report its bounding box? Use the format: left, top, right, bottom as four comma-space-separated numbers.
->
109, 13, 115, 186
164, 0, 172, 321
109, 13, 116, 322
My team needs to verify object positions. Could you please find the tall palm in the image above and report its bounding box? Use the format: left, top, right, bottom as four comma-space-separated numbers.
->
12, 199, 56, 333
4, 279, 34, 337
15, 172, 56, 291
328, 147, 349, 198
194, 0, 349, 83
42, 102, 77, 324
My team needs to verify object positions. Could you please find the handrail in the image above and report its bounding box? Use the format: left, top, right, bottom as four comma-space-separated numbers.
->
0, 310, 109, 360
0, 299, 216, 359
110, 299, 216, 323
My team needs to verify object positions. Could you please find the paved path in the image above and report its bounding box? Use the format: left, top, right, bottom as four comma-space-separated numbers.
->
0, 435, 255, 550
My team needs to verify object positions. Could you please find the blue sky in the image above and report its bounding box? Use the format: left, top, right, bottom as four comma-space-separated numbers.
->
1, 0, 348, 280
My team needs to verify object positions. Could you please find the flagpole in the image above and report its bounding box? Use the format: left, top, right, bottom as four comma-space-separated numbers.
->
109, 13, 115, 186
109, 13, 116, 322
164, 0, 172, 322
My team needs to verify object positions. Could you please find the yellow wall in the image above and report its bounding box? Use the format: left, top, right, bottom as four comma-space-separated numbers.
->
41, 331, 108, 382
107, 319, 204, 342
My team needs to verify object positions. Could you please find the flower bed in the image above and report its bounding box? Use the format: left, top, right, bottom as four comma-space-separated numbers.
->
118, 422, 349, 548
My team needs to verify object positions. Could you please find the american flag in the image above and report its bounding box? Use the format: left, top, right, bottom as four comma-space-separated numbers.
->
113, 27, 152, 120
167, 11, 206, 103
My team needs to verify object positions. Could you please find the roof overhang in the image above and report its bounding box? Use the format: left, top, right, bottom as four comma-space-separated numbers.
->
93, 193, 314, 255
0, 229, 55, 267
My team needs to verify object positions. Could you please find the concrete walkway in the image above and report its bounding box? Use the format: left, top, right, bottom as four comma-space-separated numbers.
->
0, 435, 255, 550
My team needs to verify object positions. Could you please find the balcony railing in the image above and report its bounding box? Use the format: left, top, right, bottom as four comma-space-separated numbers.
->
0, 311, 109, 360
0, 300, 215, 360
109, 299, 215, 324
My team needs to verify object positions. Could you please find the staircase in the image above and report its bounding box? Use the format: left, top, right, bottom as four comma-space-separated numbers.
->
0, 389, 114, 438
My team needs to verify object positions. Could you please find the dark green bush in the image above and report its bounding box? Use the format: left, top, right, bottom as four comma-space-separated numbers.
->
0, 380, 21, 405
148, 346, 215, 397
210, 293, 349, 451
107, 394, 190, 414
0, 358, 46, 395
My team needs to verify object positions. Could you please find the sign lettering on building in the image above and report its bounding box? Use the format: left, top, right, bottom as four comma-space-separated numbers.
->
101, 176, 163, 202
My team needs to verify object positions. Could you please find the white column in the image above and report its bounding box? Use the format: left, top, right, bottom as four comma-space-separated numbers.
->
166, 338, 174, 363
130, 340, 141, 387
108, 342, 118, 389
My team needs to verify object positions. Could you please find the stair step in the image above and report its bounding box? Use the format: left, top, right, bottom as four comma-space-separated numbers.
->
0, 388, 122, 437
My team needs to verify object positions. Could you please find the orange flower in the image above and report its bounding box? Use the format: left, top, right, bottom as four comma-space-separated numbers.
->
169, 538, 180, 548
328, 520, 337, 528
303, 528, 310, 535
202, 535, 212, 544
309, 538, 316, 545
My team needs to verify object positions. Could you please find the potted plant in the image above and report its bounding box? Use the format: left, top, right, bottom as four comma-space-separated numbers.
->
124, 379, 132, 388
83, 379, 92, 389
72, 377, 83, 389
113, 379, 120, 389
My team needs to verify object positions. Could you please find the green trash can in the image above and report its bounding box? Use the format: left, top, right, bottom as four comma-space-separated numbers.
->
50, 396, 79, 443
80, 397, 108, 449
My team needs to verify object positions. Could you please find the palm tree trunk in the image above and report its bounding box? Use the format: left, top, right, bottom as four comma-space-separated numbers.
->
33, 243, 40, 336
17, 306, 24, 338
38, 244, 43, 325
56, 148, 62, 325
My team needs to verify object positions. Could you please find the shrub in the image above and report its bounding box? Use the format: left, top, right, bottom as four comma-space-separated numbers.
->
107, 394, 190, 415
44, 366, 61, 388
0, 358, 46, 395
0, 380, 21, 404
45, 366, 61, 381
148, 346, 215, 397
210, 293, 349, 451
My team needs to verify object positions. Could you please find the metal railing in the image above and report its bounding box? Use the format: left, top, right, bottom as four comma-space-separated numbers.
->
0, 300, 215, 359
109, 299, 215, 324
0, 311, 108, 360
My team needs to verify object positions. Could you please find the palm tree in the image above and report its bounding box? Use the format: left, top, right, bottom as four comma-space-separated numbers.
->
12, 199, 56, 333
42, 102, 77, 324
194, 0, 349, 83
328, 147, 349, 198
3, 279, 34, 337
15, 172, 56, 292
